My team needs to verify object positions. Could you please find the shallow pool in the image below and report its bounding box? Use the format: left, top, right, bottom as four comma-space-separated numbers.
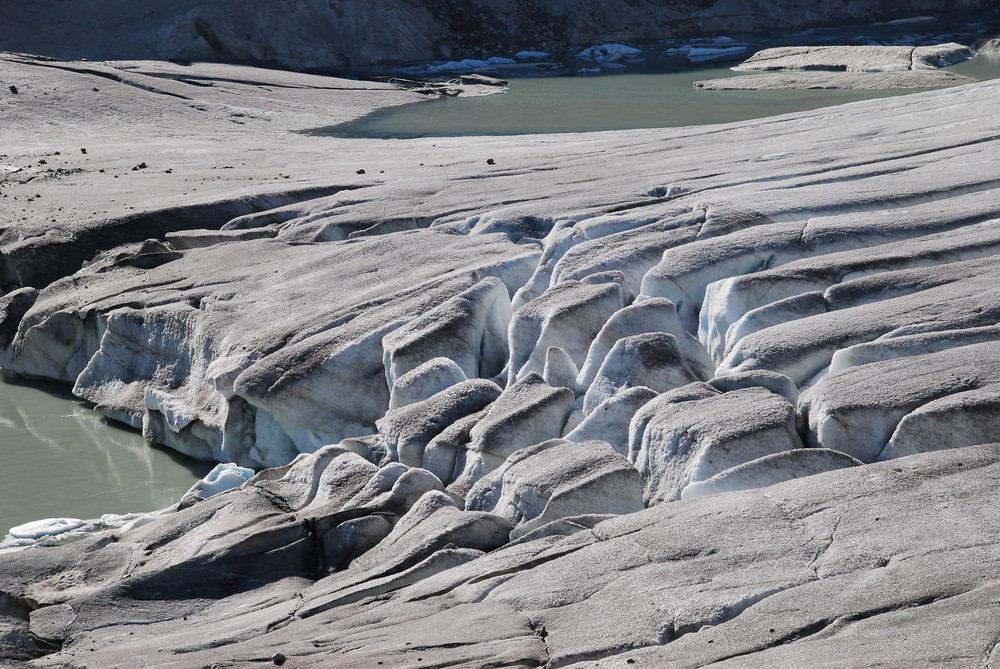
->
0, 373, 212, 536
321, 52, 1000, 139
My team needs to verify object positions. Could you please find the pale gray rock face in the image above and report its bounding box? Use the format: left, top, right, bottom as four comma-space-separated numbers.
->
695, 69, 977, 89
733, 43, 974, 73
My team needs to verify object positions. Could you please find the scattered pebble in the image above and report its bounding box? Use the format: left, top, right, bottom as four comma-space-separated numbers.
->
487, 158, 496, 165
272, 653, 287, 666
8, 85, 17, 94
356, 168, 366, 174
81, 148, 87, 154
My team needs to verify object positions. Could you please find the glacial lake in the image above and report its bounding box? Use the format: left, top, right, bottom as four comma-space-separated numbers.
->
0, 373, 212, 537
325, 53, 1000, 138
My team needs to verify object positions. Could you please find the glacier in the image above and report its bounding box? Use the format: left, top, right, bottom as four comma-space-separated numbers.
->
2, 45, 1000, 668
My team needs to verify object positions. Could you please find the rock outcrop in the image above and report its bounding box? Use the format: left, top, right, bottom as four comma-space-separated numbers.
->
696, 42, 979, 90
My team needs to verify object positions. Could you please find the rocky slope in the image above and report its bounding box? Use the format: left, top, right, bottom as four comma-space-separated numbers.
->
3, 49, 1000, 667
1, 0, 996, 69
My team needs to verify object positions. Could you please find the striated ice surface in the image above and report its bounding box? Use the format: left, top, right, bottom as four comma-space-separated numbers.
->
2, 52, 1000, 668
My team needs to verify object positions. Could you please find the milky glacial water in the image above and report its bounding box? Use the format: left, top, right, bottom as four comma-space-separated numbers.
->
323, 53, 1000, 139
0, 373, 212, 536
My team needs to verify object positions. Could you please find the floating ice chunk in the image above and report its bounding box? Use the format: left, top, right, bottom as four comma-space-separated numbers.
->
685, 46, 747, 63
577, 44, 642, 62
186, 463, 255, 499
578, 67, 602, 74
515, 51, 550, 59
427, 57, 516, 73
8, 517, 86, 540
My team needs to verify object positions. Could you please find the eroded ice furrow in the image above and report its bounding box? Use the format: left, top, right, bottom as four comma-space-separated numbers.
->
800, 341, 1000, 463
718, 260, 1000, 387
701, 215, 1000, 361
